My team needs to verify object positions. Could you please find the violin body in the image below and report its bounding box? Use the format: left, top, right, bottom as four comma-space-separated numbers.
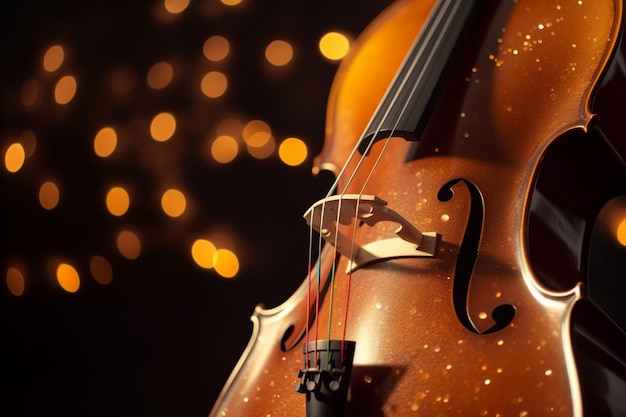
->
210, 0, 626, 416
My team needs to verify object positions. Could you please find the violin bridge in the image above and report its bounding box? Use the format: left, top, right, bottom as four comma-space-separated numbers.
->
303, 194, 440, 273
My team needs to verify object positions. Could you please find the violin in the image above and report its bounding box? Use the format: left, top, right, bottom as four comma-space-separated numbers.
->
210, 0, 626, 415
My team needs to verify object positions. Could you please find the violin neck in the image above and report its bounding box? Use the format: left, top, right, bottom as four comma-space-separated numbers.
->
359, 0, 481, 153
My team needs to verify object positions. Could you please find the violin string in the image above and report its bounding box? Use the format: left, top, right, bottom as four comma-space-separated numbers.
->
311, 0, 458, 363
305, 210, 314, 368
334, 0, 457, 198
315, 0, 454, 200
314, 199, 328, 366
326, 234, 338, 355
344, 0, 461, 345
327, 191, 347, 362
340, 2, 462, 360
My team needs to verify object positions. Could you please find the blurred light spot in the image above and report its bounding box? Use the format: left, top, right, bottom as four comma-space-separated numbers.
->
243, 119, 274, 158
106, 186, 130, 216
214, 248, 239, 278
147, 61, 174, 89
90, 255, 113, 285
161, 188, 187, 217
150, 112, 176, 141
265, 40, 293, 66
221, 0, 242, 5
278, 137, 308, 166
211, 135, 239, 163
164, 0, 189, 14
20, 78, 39, 106
243, 119, 270, 143
117, 230, 141, 260
245, 132, 271, 148
203, 36, 230, 62
4, 143, 25, 173
201, 71, 227, 98
54, 75, 77, 104
94, 127, 118, 157
247, 137, 275, 159
43, 45, 65, 72
192, 239, 217, 269
19, 131, 37, 158
617, 219, 626, 246
39, 181, 60, 210
6, 266, 26, 296
56, 263, 80, 293
242, 120, 276, 159
217, 118, 244, 137
319, 32, 350, 61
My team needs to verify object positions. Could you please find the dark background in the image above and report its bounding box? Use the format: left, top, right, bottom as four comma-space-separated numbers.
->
0, 1, 393, 416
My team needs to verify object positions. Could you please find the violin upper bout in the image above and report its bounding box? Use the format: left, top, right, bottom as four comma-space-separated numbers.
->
314, 0, 435, 178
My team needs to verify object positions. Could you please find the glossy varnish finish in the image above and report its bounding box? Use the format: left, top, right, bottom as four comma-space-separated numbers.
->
209, 0, 624, 416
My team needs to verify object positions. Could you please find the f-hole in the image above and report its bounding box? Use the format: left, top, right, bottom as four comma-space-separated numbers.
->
438, 179, 516, 334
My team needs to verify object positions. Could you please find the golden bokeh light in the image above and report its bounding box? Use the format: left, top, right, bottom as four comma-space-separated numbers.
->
243, 119, 274, 158
617, 218, 626, 246
164, 0, 189, 14
247, 138, 275, 159
203, 36, 230, 62
265, 40, 293, 66
213, 248, 239, 278
43, 45, 65, 72
19, 131, 37, 158
217, 118, 244, 137
319, 31, 351, 61
20, 78, 39, 106
200, 71, 228, 98
2, 1, 365, 303
147, 61, 174, 89
94, 126, 118, 157
278, 137, 308, 166
117, 230, 142, 260
243, 119, 270, 142
106, 186, 130, 216
6, 266, 26, 296
211, 135, 239, 163
242, 120, 276, 159
150, 112, 177, 142
39, 181, 60, 210
4, 143, 26, 173
246, 132, 272, 147
161, 188, 187, 217
191, 239, 217, 269
56, 263, 80, 293
90, 255, 113, 285
54, 75, 77, 104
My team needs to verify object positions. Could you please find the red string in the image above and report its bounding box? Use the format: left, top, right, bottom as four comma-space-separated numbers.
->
341, 269, 353, 363
314, 250, 322, 366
